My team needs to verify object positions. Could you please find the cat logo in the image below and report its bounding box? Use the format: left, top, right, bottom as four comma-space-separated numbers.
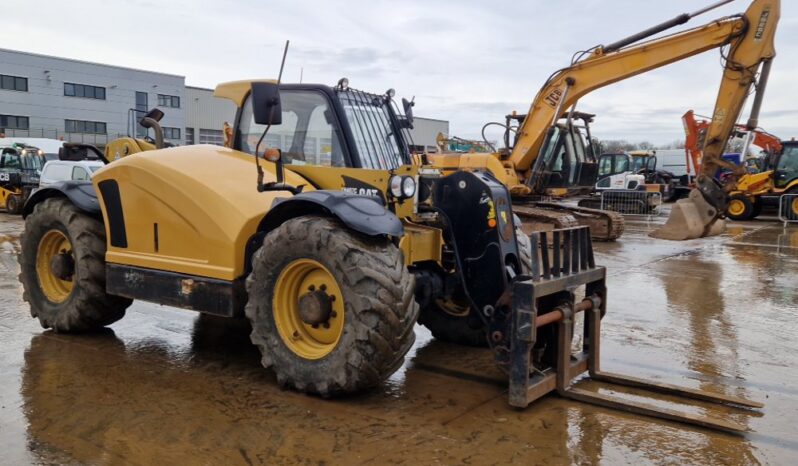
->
341, 175, 386, 204
342, 187, 380, 197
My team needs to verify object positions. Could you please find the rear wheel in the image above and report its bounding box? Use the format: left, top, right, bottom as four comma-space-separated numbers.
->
18, 198, 132, 332
245, 216, 418, 396
6, 194, 22, 215
726, 195, 755, 221
418, 221, 533, 347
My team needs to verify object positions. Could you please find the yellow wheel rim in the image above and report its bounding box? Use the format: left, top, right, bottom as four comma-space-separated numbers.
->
273, 259, 345, 360
36, 230, 74, 303
728, 199, 746, 216
791, 198, 798, 217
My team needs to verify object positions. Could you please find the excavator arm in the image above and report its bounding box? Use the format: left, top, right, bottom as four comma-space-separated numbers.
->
510, 0, 779, 186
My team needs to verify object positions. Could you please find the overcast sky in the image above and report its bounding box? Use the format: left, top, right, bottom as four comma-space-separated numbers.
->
3, 0, 796, 146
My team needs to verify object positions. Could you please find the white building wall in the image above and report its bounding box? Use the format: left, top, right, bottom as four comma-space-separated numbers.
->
409, 117, 449, 152
184, 86, 237, 145
0, 48, 185, 145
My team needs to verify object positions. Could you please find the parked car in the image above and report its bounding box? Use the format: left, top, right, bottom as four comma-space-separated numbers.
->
39, 160, 104, 188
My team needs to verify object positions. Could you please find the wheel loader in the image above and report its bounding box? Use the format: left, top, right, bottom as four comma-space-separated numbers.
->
18, 0, 777, 434
0, 143, 46, 214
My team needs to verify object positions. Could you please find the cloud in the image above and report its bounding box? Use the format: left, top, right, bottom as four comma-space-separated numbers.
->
2, 0, 795, 145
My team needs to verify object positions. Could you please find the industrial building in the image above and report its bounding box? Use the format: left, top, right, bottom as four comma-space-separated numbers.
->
0, 48, 448, 150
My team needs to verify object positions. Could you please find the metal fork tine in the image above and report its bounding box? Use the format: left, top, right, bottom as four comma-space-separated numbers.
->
562, 388, 749, 435
562, 229, 571, 275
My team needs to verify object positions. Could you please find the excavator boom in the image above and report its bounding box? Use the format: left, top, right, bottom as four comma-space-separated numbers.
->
511, 0, 778, 180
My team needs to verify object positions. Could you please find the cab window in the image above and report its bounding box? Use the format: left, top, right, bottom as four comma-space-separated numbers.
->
238, 90, 346, 167
598, 156, 613, 177
72, 166, 90, 181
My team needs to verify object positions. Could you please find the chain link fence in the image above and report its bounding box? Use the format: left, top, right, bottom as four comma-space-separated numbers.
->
600, 190, 662, 216
778, 194, 798, 226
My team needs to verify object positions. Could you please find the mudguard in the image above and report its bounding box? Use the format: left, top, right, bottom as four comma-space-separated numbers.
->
259, 190, 404, 238
22, 181, 100, 218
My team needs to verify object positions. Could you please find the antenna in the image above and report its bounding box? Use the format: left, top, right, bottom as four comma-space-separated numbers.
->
255, 40, 290, 192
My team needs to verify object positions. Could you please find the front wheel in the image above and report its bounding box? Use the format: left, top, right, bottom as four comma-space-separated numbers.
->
6, 194, 23, 215
417, 220, 533, 347
726, 195, 755, 221
245, 216, 418, 397
18, 198, 132, 332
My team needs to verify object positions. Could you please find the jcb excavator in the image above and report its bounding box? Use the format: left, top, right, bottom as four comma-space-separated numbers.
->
428, 0, 778, 241
17, 0, 776, 435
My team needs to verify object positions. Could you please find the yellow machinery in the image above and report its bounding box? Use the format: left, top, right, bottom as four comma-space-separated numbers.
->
16, 2, 778, 433
727, 140, 798, 219
0, 144, 45, 214
426, 0, 778, 241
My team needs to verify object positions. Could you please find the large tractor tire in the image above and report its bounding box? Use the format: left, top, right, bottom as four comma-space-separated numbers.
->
726, 194, 756, 221
18, 198, 132, 332
417, 220, 533, 347
6, 194, 23, 215
245, 216, 418, 397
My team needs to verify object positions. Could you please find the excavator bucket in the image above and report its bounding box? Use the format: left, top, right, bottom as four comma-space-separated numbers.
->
502, 226, 760, 434
649, 189, 725, 240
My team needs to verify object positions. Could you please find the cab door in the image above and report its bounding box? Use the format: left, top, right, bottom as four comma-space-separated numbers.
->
774, 144, 798, 190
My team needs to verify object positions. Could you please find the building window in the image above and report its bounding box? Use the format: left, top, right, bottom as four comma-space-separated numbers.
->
185, 128, 194, 145
163, 127, 181, 140
0, 114, 29, 130
65, 119, 107, 134
64, 83, 106, 100
199, 128, 224, 145
1, 74, 28, 92
157, 94, 180, 108
135, 92, 149, 138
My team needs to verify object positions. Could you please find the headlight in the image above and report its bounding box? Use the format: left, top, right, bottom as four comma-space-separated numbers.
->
401, 176, 416, 198
389, 175, 416, 199
389, 175, 403, 198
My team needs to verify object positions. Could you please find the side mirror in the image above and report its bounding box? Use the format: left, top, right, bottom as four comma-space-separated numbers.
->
402, 97, 415, 129
251, 82, 282, 126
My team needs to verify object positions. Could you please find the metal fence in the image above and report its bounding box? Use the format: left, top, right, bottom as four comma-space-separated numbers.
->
600, 189, 662, 216
778, 194, 798, 226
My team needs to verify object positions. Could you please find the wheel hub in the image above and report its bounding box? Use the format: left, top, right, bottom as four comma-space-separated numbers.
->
50, 251, 75, 281
298, 289, 333, 325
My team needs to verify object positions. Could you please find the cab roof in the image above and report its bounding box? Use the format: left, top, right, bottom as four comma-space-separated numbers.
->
214, 79, 277, 107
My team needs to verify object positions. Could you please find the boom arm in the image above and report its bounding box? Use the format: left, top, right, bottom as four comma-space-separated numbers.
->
510, 0, 779, 183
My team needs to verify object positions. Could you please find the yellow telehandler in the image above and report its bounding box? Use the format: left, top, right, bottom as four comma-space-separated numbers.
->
17, 0, 778, 433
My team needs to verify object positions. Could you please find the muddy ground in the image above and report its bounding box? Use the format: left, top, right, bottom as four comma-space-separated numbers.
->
1, 210, 797, 465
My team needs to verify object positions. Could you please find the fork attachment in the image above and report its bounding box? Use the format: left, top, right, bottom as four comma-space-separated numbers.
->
506, 226, 762, 434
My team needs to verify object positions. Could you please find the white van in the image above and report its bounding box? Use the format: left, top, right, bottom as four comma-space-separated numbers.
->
39, 160, 105, 188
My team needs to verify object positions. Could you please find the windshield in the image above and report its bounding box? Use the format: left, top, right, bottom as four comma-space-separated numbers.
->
632, 157, 647, 172
337, 89, 405, 170
89, 165, 102, 173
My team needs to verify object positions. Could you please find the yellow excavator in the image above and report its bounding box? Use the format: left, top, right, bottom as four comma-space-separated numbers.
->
430, 0, 778, 241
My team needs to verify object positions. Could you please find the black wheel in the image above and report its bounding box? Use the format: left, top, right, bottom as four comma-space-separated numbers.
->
726, 194, 755, 221
417, 220, 533, 347
6, 194, 22, 214
245, 216, 419, 396
18, 198, 132, 332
